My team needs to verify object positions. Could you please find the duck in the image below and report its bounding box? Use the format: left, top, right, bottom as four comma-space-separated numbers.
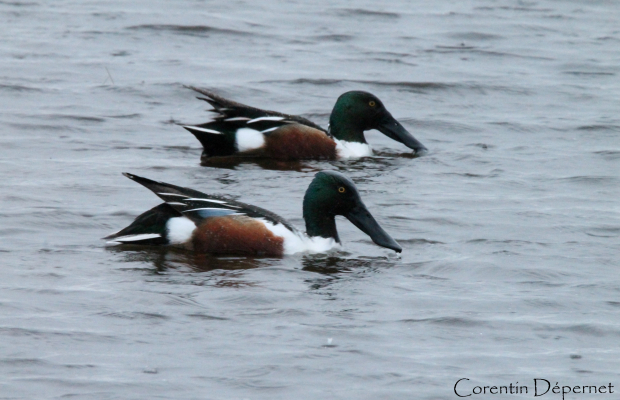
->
105, 171, 402, 256
182, 86, 427, 162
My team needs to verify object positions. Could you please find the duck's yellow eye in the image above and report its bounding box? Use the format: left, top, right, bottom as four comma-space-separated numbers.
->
369, 100, 376, 107
338, 187, 346, 193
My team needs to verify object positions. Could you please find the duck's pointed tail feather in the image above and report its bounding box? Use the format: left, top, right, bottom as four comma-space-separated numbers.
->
183, 125, 237, 157
122, 173, 211, 201
104, 203, 181, 245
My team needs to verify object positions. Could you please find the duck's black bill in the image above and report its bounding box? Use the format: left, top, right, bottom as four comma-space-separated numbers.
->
345, 203, 402, 253
376, 113, 427, 155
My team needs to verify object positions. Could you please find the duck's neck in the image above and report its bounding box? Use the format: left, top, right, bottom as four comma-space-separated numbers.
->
303, 209, 340, 242
329, 114, 367, 144
303, 200, 340, 242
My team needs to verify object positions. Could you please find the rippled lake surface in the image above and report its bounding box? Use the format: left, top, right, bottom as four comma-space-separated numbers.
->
1, 0, 619, 398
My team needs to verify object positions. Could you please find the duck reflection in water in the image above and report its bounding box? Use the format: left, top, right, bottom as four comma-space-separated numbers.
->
106, 245, 273, 288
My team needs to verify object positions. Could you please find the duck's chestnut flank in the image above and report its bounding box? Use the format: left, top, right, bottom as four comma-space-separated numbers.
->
192, 215, 284, 256
265, 124, 337, 160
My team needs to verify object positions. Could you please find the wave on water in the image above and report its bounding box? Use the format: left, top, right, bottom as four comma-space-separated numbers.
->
427, 46, 555, 60
577, 124, 620, 132
97, 311, 171, 320
415, 217, 466, 227
259, 78, 535, 96
593, 150, 620, 160
43, 114, 106, 123
8, 122, 79, 132
563, 71, 615, 76
0, 83, 44, 92
401, 119, 478, 133
585, 226, 620, 238
474, 5, 554, 12
447, 32, 504, 41
557, 175, 618, 185
311, 34, 354, 42
400, 317, 485, 327
396, 238, 445, 245
336, 8, 400, 19
0, 1, 38, 6
126, 24, 253, 37
538, 323, 616, 338
104, 113, 141, 119
260, 78, 456, 94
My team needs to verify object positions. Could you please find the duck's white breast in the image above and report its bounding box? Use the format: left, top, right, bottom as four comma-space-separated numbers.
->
334, 139, 373, 158
260, 219, 339, 254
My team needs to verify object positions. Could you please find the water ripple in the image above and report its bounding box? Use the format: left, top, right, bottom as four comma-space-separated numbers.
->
0, 83, 43, 92
126, 24, 253, 37
593, 150, 620, 160
401, 317, 485, 327
336, 8, 400, 18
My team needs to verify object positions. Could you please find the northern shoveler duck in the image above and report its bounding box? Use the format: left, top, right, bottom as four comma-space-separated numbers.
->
105, 171, 402, 255
182, 87, 427, 162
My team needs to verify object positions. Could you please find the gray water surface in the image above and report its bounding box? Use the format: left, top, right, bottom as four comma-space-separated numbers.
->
1, 1, 619, 399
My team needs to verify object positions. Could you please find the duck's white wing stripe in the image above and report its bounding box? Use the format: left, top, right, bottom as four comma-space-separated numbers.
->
109, 233, 162, 243
183, 198, 228, 204
157, 193, 189, 198
183, 207, 243, 214
247, 116, 285, 124
261, 127, 280, 134
184, 126, 222, 134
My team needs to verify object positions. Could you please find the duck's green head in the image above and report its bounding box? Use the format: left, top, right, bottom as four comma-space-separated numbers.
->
302, 170, 402, 252
329, 91, 427, 155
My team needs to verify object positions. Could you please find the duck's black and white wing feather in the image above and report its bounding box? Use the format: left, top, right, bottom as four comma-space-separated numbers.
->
185, 86, 327, 133
122, 173, 298, 232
